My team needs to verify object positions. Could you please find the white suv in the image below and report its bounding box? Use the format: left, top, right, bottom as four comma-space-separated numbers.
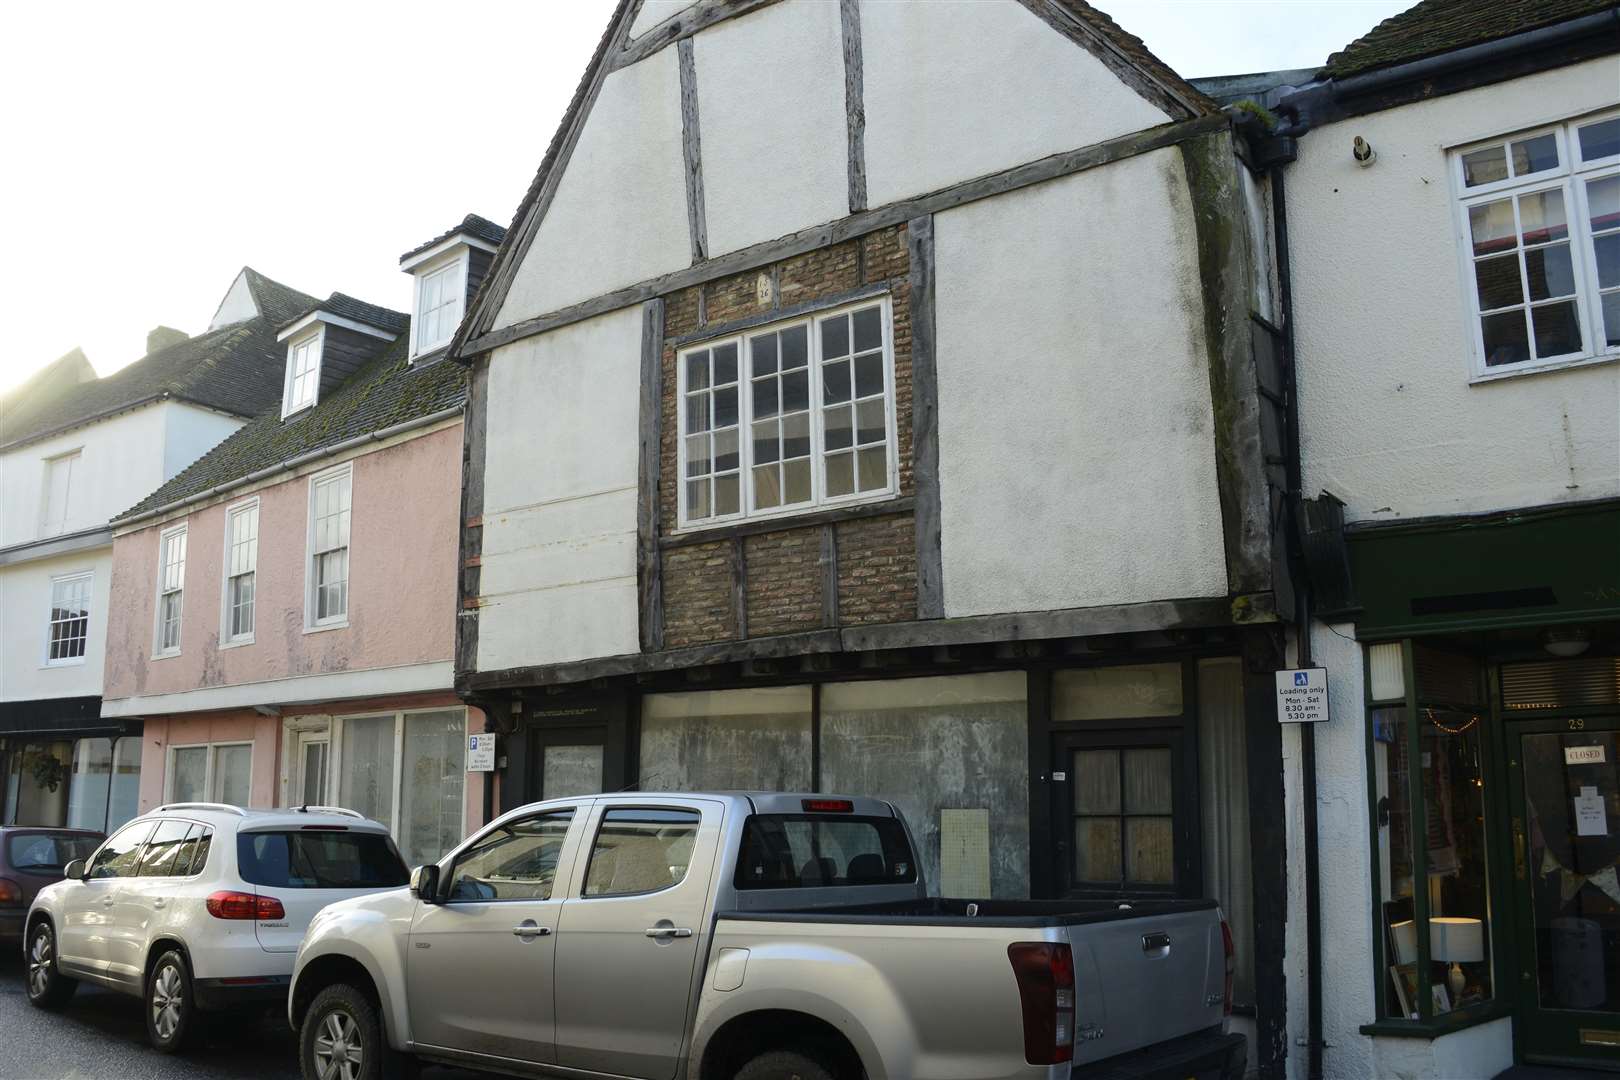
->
24, 802, 408, 1052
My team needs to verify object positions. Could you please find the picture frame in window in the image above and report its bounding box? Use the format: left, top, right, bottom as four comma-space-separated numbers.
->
1390, 963, 1419, 1019
1431, 983, 1452, 1015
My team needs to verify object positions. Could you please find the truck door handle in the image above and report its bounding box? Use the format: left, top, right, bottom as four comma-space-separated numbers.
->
1142, 932, 1171, 955
645, 927, 693, 939
511, 922, 551, 939
152, 899, 166, 910
101, 896, 115, 907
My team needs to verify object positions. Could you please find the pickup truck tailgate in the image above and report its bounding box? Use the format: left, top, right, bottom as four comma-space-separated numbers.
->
1068, 906, 1226, 1065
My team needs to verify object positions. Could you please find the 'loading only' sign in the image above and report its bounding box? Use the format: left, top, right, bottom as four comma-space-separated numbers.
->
1275, 668, 1330, 724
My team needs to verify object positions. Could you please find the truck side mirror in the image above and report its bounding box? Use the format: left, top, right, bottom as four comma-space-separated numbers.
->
409, 864, 439, 904
63, 859, 86, 881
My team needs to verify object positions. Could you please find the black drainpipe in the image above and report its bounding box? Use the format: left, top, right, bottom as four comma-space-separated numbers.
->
1266, 140, 1324, 1080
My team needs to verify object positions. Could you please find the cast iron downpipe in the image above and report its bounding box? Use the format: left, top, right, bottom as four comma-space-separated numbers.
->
1268, 155, 1325, 1080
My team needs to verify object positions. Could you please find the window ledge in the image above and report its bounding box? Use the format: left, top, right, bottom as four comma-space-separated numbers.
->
663, 493, 914, 549
42, 658, 87, 669
219, 637, 255, 651
152, 649, 182, 661
1469, 351, 1617, 385
1358, 1001, 1511, 1039
303, 621, 349, 636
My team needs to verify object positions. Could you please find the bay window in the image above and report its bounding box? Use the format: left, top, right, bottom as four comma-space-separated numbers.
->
1367, 641, 1496, 1024
678, 297, 897, 528
1454, 111, 1620, 376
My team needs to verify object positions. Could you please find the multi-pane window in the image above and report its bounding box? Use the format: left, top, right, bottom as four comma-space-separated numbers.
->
224, 501, 258, 642
46, 572, 91, 664
309, 467, 351, 625
678, 298, 896, 527
283, 331, 321, 415
1455, 112, 1620, 374
414, 258, 464, 356
40, 450, 79, 536
156, 526, 186, 654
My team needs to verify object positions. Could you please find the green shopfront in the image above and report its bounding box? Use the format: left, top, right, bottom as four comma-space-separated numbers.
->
1340, 498, 1620, 1070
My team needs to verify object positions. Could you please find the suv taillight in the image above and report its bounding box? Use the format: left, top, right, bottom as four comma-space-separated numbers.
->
1221, 918, 1235, 1016
1008, 942, 1075, 1064
0, 877, 20, 906
206, 891, 285, 920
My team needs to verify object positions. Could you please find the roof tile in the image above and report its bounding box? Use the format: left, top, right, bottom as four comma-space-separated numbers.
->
1323, 0, 1617, 78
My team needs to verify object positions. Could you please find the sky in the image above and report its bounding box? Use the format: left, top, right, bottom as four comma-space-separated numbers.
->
0, 0, 1411, 394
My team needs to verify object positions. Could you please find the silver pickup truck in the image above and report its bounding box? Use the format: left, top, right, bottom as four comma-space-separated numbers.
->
288, 792, 1244, 1080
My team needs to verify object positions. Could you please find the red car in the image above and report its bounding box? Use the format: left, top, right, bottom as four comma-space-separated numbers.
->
1, 827, 103, 949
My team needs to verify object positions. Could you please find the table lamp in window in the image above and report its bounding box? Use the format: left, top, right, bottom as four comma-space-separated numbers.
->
1430, 917, 1484, 1001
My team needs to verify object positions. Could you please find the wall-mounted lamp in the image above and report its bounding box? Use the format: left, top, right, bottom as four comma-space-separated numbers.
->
1352, 136, 1377, 167
1543, 627, 1592, 657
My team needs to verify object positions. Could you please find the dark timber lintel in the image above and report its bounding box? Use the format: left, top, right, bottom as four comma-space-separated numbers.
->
677, 37, 708, 263
637, 299, 666, 652
839, 0, 867, 214
907, 215, 943, 619
615, 0, 783, 70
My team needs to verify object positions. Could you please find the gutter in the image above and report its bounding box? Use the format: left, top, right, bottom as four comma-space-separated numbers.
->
1274, 8, 1620, 133
114, 405, 463, 529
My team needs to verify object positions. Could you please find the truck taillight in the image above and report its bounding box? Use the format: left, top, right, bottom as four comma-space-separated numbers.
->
206, 891, 285, 920
1221, 918, 1235, 1016
801, 799, 854, 813
1008, 942, 1075, 1065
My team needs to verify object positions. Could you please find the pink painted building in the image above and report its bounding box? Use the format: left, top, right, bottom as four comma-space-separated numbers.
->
99, 216, 506, 867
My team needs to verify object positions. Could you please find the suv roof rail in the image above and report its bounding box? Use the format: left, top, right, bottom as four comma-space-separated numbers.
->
155, 802, 248, 816
291, 805, 365, 819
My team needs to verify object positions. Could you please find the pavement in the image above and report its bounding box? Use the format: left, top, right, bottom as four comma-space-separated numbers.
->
0, 952, 486, 1080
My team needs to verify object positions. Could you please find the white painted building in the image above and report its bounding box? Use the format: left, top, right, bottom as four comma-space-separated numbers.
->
1262, 1, 1620, 1075
450, 2, 1297, 1074
0, 268, 319, 834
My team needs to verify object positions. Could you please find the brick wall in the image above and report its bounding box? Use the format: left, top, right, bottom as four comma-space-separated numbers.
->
656, 224, 920, 648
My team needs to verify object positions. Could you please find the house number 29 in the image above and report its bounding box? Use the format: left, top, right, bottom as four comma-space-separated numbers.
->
1568, 718, 1585, 730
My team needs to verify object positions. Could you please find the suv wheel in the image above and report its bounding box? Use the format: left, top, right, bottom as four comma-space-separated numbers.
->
25, 921, 77, 1009
145, 949, 195, 1053
302, 982, 411, 1080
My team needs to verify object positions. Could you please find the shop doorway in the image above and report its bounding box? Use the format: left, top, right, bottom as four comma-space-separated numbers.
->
531, 726, 607, 801
1506, 715, 1620, 1066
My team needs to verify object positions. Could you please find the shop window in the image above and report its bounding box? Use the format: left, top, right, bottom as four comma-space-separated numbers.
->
108, 738, 141, 830
1369, 642, 1495, 1022
2, 740, 72, 826
640, 687, 812, 792
821, 672, 1029, 898
333, 709, 468, 869
66, 738, 112, 830
168, 742, 252, 806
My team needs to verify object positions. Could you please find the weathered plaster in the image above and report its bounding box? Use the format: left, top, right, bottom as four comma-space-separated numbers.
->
691, 0, 849, 256
858, 0, 1170, 209
478, 307, 643, 671
1288, 58, 1620, 523
101, 426, 462, 706
493, 46, 690, 329
933, 149, 1227, 617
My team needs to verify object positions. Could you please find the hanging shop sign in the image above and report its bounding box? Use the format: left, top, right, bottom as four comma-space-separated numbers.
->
1276, 668, 1330, 723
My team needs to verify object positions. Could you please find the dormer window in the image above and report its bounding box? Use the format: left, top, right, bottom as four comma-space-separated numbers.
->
413, 257, 465, 356
399, 215, 504, 360
282, 328, 323, 417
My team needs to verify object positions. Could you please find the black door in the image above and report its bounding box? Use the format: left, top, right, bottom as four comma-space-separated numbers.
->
1055, 727, 1201, 899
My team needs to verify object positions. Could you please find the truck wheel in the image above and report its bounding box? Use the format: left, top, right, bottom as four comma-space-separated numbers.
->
145, 949, 195, 1053
300, 983, 417, 1080
25, 921, 77, 1010
735, 1049, 838, 1080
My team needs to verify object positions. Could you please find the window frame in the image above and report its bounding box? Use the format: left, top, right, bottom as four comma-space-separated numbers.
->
38, 449, 81, 537
674, 295, 899, 532
164, 741, 254, 805
304, 463, 352, 631
153, 523, 188, 658
281, 325, 325, 418
44, 569, 93, 667
579, 804, 705, 900
219, 496, 259, 647
1450, 109, 1620, 382
316, 707, 470, 861
442, 808, 576, 904
409, 249, 468, 359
